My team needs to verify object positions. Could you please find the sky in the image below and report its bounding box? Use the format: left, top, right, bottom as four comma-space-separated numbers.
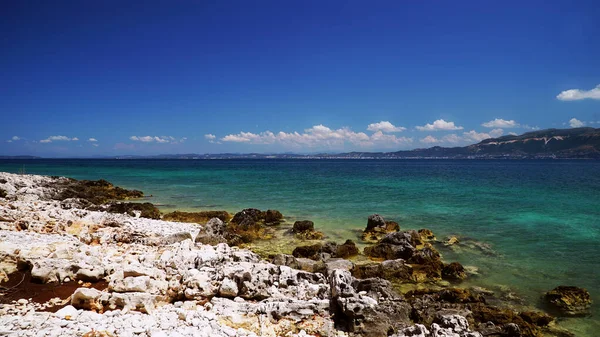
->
1, 0, 600, 157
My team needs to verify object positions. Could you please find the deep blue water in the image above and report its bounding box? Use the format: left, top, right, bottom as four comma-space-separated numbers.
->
1, 159, 598, 334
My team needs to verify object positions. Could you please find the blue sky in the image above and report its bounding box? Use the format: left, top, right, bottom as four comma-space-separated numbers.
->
1, 0, 599, 157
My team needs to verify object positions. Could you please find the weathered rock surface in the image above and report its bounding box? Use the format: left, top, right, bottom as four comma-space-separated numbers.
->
544, 286, 592, 316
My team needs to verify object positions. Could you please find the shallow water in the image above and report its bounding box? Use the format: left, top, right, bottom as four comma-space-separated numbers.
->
1, 159, 598, 334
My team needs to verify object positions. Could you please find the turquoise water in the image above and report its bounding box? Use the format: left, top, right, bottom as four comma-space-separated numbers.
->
1, 159, 598, 334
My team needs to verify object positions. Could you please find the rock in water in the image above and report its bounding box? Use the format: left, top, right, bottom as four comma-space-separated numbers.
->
365, 214, 386, 232
291, 220, 324, 240
362, 214, 400, 242
442, 262, 467, 281
263, 209, 283, 224
293, 220, 315, 233
544, 286, 592, 316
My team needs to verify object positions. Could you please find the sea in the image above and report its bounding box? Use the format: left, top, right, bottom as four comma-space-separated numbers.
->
1, 159, 598, 335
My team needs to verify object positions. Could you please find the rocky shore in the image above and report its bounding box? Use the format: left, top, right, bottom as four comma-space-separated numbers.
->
0, 172, 591, 337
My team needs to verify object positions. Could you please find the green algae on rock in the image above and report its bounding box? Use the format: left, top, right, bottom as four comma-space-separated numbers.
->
51, 178, 144, 205
162, 210, 232, 223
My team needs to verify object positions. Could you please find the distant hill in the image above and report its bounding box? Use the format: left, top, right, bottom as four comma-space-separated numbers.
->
0, 155, 41, 159
3, 128, 598, 160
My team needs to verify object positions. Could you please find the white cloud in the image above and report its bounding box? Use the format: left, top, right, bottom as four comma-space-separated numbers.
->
416, 119, 463, 131
367, 121, 406, 133
442, 134, 462, 143
92, 143, 99, 147
481, 118, 519, 128
420, 135, 439, 144
130, 135, 184, 144
557, 84, 600, 101
569, 118, 584, 128
39, 135, 78, 143
12, 136, 20, 141
508, 132, 518, 136
463, 129, 504, 142
204, 134, 216, 140
221, 124, 413, 149
88, 138, 98, 142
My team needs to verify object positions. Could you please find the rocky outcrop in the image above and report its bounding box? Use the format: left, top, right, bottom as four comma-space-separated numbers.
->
544, 286, 592, 316
0, 172, 583, 337
406, 288, 555, 337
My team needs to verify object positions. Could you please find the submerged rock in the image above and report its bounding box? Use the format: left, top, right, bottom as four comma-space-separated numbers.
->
544, 286, 592, 316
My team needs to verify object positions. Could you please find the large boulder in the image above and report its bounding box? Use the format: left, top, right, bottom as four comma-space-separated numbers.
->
544, 286, 592, 316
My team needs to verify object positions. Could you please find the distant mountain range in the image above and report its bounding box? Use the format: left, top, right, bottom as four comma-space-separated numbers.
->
114, 127, 598, 160
2, 128, 599, 160
341, 127, 600, 159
